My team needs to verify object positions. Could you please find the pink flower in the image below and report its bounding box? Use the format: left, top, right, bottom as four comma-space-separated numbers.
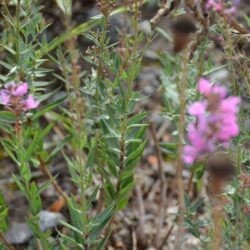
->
212, 85, 227, 98
12, 82, 28, 96
206, 0, 239, 15
23, 95, 39, 111
0, 90, 10, 105
183, 145, 198, 164
188, 101, 206, 116
187, 123, 206, 148
224, 6, 236, 15
0, 82, 39, 113
198, 77, 227, 98
198, 78, 212, 96
220, 96, 241, 113
183, 78, 241, 164
206, 0, 223, 11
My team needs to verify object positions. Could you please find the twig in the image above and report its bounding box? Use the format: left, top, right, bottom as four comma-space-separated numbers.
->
175, 49, 189, 250
186, 0, 207, 26
188, 30, 204, 60
187, 170, 194, 197
38, 157, 68, 202
135, 183, 145, 242
132, 230, 137, 250
150, 122, 167, 248
159, 224, 175, 250
150, 0, 180, 29
146, 179, 161, 201
221, 15, 249, 35
0, 232, 14, 250
157, 121, 170, 139
187, 3, 209, 60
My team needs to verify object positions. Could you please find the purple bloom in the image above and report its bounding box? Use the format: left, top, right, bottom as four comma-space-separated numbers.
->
0, 82, 39, 113
23, 95, 40, 111
206, 0, 239, 15
12, 82, 28, 97
183, 145, 198, 165
188, 101, 206, 116
0, 89, 10, 105
224, 6, 237, 15
183, 78, 241, 164
206, 0, 223, 11
198, 78, 212, 96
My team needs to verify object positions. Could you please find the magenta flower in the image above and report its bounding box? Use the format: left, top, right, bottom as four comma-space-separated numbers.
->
0, 90, 10, 105
198, 77, 227, 98
206, 0, 223, 11
183, 78, 241, 165
12, 82, 28, 97
0, 82, 39, 112
198, 78, 212, 96
188, 101, 206, 116
23, 95, 40, 111
206, 0, 239, 15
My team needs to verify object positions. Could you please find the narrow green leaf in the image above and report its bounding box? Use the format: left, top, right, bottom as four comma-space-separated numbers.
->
25, 123, 54, 161
0, 191, 8, 232
89, 203, 115, 240
1, 140, 19, 165
32, 96, 66, 121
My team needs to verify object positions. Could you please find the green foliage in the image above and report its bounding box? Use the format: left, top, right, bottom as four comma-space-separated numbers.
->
0, 192, 8, 233
222, 177, 250, 248
184, 193, 208, 240
0, 0, 248, 249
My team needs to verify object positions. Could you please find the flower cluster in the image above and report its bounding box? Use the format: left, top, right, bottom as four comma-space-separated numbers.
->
206, 0, 240, 15
0, 82, 39, 113
183, 78, 240, 165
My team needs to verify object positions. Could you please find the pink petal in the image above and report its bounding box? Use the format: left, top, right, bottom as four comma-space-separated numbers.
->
224, 6, 237, 15
187, 123, 206, 148
217, 123, 239, 140
182, 145, 197, 164
188, 101, 206, 116
220, 97, 241, 113
213, 3, 223, 11
23, 95, 39, 111
206, 0, 223, 11
198, 78, 212, 96
212, 85, 227, 98
12, 82, 28, 96
0, 90, 10, 105
197, 116, 208, 133
5, 82, 16, 89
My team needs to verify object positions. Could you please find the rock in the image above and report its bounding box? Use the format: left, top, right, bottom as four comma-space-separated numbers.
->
39, 210, 65, 232
4, 210, 65, 244
4, 223, 32, 244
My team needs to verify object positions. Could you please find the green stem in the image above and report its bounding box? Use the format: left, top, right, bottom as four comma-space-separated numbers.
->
15, 0, 21, 79
15, 126, 50, 250
175, 52, 188, 250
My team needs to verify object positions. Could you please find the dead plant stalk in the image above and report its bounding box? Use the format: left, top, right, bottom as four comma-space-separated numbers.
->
150, 123, 167, 248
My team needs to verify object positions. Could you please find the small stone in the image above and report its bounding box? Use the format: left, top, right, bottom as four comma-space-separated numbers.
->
5, 223, 32, 244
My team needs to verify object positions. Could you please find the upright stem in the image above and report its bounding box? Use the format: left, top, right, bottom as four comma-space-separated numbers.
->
15, 0, 22, 79
220, 17, 238, 95
175, 51, 189, 250
62, 4, 88, 236
150, 123, 167, 247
